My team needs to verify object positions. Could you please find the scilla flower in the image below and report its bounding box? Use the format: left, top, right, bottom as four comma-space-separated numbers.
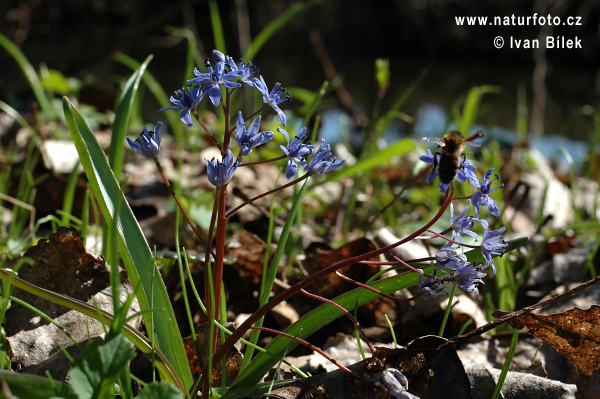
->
301, 139, 345, 175
205, 149, 240, 187
479, 219, 508, 274
159, 84, 203, 127
368, 368, 419, 399
235, 112, 274, 155
189, 50, 243, 106
126, 122, 162, 160
254, 75, 291, 126
471, 168, 503, 217
454, 264, 486, 294
450, 201, 478, 243
279, 127, 315, 179
226, 55, 259, 86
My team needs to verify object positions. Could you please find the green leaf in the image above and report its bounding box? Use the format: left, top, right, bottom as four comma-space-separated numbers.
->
0, 369, 77, 399
63, 97, 192, 391
70, 334, 135, 399
114, 52, 184, 142
454, 85, 501, 134
137, 381, 184, 399
0, 33, 53, 117
242, 2, 314, 61
324, 138, 417, 182
108, 54, 153, 181
231, 236, 529, 391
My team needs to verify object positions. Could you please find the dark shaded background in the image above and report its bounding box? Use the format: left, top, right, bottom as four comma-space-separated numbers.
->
1, 0, 599, 139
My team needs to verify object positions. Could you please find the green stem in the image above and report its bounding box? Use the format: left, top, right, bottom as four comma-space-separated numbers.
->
438, 283, 457, 337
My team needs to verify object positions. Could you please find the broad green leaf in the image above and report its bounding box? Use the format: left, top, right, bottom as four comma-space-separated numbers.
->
230, 268, 428, 391
324, 138, 416, 182
70, 334, 135, 399
0, 369, 77, 399
231, 236, 529, 391
63, 97, 192, 390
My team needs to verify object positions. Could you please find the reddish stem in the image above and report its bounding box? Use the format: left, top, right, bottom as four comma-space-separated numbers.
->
301, 288, 376, 355
251, 326, 369, 384
335, 271, 421, 303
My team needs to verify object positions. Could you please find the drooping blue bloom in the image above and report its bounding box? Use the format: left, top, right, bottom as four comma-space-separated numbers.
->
126, 122, 162, 160
159, 84, 203, 127
419, 275, 446, 300
189, 50, 243, 107
450, 201, 478, 243
301, 139, 345, 175
368, 368, 419, 399
278, 127, 315, 179
454, 264, 486, 295
254, 75, 291, 126
205, 149, 240, 187
435, 241, 467, 271
235, 112, 274, 155
226, 56, 259, 86
471, 168, 503, 217
479, 219, 507, 274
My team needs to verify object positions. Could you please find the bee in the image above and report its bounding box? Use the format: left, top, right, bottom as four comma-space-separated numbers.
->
422, 130, 484, 184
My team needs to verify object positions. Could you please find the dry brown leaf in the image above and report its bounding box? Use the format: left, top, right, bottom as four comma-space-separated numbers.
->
506, 305, 600, 377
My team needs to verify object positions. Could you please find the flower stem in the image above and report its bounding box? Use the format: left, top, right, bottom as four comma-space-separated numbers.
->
154, 159, 210, 250
191, 109, 222, 152
250, 326, 369, 384
225, 173, 310, 219
239, 154, 288, 167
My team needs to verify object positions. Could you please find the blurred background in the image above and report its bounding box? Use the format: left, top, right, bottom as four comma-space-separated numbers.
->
1, 0, 599, 141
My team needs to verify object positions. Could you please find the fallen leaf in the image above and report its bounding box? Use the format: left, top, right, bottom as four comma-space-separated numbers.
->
505, 306, 600, 377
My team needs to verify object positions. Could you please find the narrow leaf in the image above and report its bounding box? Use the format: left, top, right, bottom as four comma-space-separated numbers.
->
63, 97, 193, 390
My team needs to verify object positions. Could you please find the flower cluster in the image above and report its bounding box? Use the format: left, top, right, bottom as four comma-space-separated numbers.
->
126, 49, 344, 188
419, 144, 508, 298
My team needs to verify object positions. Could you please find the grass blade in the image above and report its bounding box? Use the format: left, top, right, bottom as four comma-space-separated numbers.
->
0, 33, 53, 116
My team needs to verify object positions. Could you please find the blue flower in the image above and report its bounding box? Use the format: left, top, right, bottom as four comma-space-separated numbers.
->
419, 275, 445, 300
435, 241, 467, 271
189, 50, 243, 107
479, 219, 507, 274
450, 201, 478, 243
126, 122, 162, 159
254, 75, 291, 126
205, 149, 240, 187
235, 112, 274, 155
453, 264, 486, 295
226, 56, 259, 86
419, 149, 439, 183
369, 368, 419, 399
457, 159, 479, 187
159, 84, 203, 127
301, 139, 345, 175
471, 168, 503, 217
279, 127, 315, 179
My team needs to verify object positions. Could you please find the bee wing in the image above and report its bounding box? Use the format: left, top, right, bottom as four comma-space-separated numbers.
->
466, 141, 482, 148
421, 137, 445, 147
